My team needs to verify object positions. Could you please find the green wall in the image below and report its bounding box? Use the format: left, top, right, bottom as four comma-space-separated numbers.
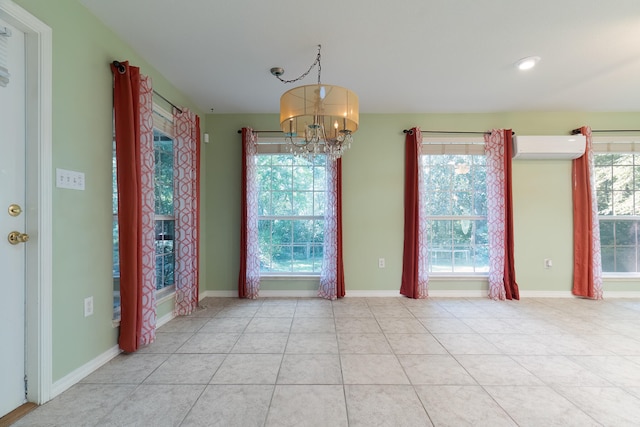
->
15, 0, 205, 382
204, 112, 640, 295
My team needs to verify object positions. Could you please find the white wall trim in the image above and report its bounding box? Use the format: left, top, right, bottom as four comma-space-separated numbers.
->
0, 0, 53, 405
200, 290, 236, 299
156, 310, 176, 328
50, 345, 121, 399
200, 289, 640, 299
518, 290, 574, 298
603, 291, 640, 298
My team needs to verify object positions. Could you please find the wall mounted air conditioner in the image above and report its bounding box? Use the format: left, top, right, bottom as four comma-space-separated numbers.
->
512, 135, 586, 160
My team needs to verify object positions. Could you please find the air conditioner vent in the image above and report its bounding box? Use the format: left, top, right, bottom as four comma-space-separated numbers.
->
512, 135, 586, 160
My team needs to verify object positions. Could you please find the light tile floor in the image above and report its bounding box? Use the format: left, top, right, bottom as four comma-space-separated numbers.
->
13, 296, 640, 426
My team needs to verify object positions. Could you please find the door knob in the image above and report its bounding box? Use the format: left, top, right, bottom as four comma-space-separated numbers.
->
8, 231, 29, 245
8, 204, 22, 217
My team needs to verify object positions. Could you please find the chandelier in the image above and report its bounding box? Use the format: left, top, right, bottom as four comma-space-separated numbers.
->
271, 45, 359, 160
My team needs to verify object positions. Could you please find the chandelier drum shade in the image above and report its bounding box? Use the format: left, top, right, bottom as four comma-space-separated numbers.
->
271, 45, 359, 159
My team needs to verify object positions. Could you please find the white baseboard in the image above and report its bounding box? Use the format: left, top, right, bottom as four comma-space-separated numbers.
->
199, 288, 640, 299
156, 310, 176, 328
603, 291, 640, 298
200, 290, 236, 298
50, 345, 121, 399
345, 290, 402, 297
518, 290, 574, 298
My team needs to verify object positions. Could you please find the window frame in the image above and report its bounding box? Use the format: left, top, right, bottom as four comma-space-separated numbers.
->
421, 136, 489, 277
593, 137, 640, 278
256, 137, 326, 277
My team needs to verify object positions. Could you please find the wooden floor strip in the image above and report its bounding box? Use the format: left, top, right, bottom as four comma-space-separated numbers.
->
0, 402, 38, 427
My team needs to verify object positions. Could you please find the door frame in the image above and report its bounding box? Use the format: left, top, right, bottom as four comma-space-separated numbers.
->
0, 0, 52, 405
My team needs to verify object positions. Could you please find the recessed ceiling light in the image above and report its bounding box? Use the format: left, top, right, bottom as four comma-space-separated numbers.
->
515, 56, 541, 71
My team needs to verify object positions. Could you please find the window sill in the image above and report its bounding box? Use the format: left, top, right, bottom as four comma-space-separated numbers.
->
260, 275, 320, 281
428, 274, 489, 281
156, 285, 176, 304
602, 274, 640, 281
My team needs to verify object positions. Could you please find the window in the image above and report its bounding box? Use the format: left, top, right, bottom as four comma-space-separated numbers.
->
113, 108, 175, 321
594, 152, 640, 273
256, 150, 326, 275
422, 147, 489, 274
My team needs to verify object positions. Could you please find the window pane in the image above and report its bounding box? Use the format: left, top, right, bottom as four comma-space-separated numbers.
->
293, 220, 313, 243
154, 131, 174, 216
293, 165, 313, 190
615, 247, 637, 272
601, 246, 615, 271
426, 191, 452, 216
272, 245, 292, 272
452, 192, 472, 216
272, 192, 293, 216
155, 219, 175, 290
272, 166, 293, 191
599, 220, 614, 245
293, 192, 314, 215
312, 245, 324, 271
613, 189, 634, 215
314, 192, 325, 216
257, 165, 272, 191
258, 191, 271, 216
272, 219, 292, 245
312, 220, 324, 243
292, 245, 315, 272
314, 166, 326, 191
272, 154, 293, 166
113, 218, 120, 277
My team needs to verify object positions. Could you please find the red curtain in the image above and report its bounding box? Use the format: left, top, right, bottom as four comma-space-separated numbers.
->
111, 61, 154, 352
572, 126, 603, 299
336, 158, 345, 298
400, 127, 428, 299
502, 130, 519, 300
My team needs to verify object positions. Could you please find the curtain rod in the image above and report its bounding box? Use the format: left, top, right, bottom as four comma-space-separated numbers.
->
571, 128, 640, 135
237, 130, 284, 134
403, 129, 491, 135
153, 91, 183, 114
111, 61, 183, 114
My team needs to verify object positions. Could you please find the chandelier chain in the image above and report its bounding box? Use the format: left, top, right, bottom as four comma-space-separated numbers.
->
274, 45, 322, 85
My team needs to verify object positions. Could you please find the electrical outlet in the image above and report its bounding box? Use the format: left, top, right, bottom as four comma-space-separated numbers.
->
84, 296, 94, 317
378, 258, 385, 268
544, 258, 553, 269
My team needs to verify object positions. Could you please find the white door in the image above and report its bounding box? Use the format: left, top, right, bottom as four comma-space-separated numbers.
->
0, 18, 27, 418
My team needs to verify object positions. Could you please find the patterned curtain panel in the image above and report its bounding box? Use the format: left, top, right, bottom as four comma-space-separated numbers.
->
138, 75, 156, 345
173, 109, 201, 314
572, 126, 603, 299
318, 158, 345, 299
238, 128, 261, 298
400, 127, 429, 299
484, 129, 519, 300
111, 61, 156, 352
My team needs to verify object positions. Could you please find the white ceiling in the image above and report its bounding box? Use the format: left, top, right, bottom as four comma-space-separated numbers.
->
81, 0, 640, 114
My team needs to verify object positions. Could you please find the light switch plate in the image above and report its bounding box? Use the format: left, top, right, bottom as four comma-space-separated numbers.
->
56, 168, 85, 190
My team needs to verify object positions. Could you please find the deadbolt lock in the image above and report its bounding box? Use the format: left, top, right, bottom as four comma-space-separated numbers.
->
8, 231, 29, 245
8, 204, 22, 217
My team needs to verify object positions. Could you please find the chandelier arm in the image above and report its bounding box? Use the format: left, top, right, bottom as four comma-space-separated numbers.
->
273, 44, 322, 84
